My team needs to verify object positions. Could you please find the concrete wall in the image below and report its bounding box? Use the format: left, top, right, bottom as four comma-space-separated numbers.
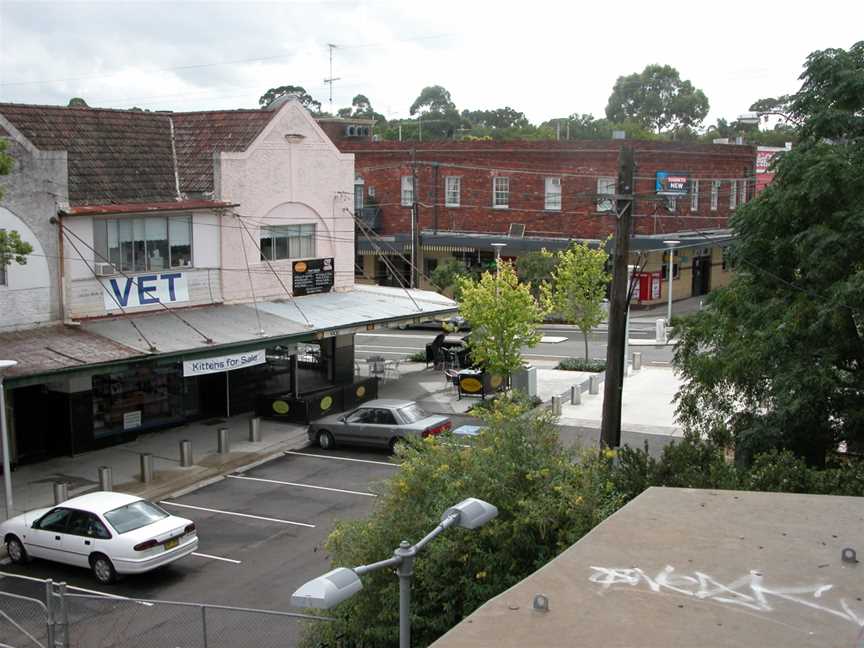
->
216, 98, 355, 303
0, 128, 68, 331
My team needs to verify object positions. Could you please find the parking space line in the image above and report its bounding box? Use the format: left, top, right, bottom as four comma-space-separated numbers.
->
191, 552, 242, 565
159, 501, 315, 528
284, 450, 399, 467
228, 474, 377, 497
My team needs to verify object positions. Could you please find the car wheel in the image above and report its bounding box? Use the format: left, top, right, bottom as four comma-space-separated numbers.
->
6, 536, 27, 564
317, 430, 335, 450
91, 554, 117, 585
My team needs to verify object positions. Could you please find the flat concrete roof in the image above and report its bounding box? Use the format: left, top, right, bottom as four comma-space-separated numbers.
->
432, 487, 864, 648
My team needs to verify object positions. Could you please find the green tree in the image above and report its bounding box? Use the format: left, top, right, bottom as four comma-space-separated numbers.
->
457, 262, 546, 379
605, 64, 710, 132
430, 258, 473, 298
516, 249, 557, 299
410, 85, 456, 115
542, 242, 611, 360
674, 41, 864, 466
258, 85, 323, 113
299, 409, 622, 648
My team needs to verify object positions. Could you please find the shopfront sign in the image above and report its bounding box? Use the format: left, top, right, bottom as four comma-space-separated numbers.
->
103, 272, 189, 310
655, 171, 690, 196
182, 349, 266, 377
292, 257, 334, 296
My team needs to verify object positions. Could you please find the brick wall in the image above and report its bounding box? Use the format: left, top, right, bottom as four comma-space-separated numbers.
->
341, 140, 755, 240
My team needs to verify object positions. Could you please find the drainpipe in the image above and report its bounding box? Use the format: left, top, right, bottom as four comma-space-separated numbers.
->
51, 214, 76, 326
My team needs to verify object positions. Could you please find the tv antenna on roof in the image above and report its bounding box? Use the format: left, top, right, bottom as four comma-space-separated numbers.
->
324, 43, 341, 108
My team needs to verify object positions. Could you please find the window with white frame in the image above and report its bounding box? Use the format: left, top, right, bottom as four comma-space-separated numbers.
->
260, 224, 315, 261
545, 177, 562, 210
493, 176, 509, 208
93, 215, 193, 272
596, 176, 616, 212
690, 179, 700, 212
740, 179, 747, 205
445, 176, 461, 207
354, 176, 364, 212
729, 179, 737, 210
401, 176, 416, 207
710, 180, 720, 211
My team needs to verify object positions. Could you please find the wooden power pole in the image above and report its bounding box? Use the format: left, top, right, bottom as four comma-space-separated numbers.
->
410, 148, 421, 288
600, 146, 635, 448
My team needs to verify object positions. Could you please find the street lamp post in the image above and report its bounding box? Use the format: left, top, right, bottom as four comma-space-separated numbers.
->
292, 497, 498, 648
0, 360, 18, 518
662, 240, 680, 325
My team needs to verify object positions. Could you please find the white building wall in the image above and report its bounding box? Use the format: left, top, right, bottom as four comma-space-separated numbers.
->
215, 98, 355, 304
0, 206, 53, 331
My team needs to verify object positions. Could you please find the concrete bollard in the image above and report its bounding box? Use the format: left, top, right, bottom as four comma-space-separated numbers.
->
140, 453, 153, 483
632, 351, 642, 371
551, 395, 562, 416
98, 466, 113, 492
656, 318, 667, 344
589, 374, 600, 395
53, 482, 68, 504
249, 417, 261, 443
217, 428, 230, 454
570, 385, 581, 405
180, 440, 193, 467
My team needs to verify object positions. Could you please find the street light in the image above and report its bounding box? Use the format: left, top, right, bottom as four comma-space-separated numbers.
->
292, 497, 498, 648
662, 240, 680, 326
0, 360, 18, 518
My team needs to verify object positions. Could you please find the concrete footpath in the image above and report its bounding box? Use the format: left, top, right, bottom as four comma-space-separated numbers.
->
0, 415, 308, 522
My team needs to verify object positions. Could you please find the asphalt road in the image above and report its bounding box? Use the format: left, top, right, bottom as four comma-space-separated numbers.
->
355, 324, 675, 366
0, 446, 401, 648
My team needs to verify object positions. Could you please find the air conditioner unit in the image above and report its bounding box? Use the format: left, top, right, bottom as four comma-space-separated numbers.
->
508, 223, 526, 238
94, 262, 117, 276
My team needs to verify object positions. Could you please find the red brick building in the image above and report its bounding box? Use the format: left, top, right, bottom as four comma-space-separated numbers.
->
334, 135, 756, 306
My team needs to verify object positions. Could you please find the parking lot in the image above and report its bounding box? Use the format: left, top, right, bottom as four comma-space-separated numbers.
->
0, 445, 401, 646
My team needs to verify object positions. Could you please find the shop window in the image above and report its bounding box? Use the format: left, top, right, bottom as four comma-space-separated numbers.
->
401, 176, 416, 206
596, 177, 616, 212
493, 176, 509, 209
545, 177, 561, 210
424, 257, 438, 277
94, 215, 193, 272
445, 176, 461, 207
661, 250, 680, 280
260, 224, 315, 261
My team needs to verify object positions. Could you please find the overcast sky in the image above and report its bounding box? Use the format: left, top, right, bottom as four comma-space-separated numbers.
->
1, 0, 861, 127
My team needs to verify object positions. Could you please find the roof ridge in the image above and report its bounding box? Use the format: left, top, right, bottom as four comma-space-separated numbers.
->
0, 101, 174, 117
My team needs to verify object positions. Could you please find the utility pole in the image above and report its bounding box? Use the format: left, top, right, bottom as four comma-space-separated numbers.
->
410, 148, 421, 288
432, 162, 440, 235
600, 146, 635, 448
323, 43, 340, 109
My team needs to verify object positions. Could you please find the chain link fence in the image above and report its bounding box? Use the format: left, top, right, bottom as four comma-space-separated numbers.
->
0, 573, 332, 648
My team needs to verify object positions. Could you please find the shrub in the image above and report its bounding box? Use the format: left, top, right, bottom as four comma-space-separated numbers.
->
408, 350, 427, 363
556, 358, 606, 372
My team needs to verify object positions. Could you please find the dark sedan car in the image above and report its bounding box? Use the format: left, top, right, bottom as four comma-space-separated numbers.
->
307, 399, 452, 451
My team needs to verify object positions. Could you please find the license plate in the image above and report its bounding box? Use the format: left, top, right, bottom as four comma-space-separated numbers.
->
164, 537, 179, 551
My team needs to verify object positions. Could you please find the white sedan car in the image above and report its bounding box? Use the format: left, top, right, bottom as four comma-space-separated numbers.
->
1, 492, 198, 585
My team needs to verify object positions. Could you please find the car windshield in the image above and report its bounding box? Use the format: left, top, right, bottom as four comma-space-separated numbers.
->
399, 404, 427, 424
104, 501, 169, 534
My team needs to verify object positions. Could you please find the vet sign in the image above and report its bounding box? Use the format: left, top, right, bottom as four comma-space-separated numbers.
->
102, 272, 189, 310
183, 349, 267, 377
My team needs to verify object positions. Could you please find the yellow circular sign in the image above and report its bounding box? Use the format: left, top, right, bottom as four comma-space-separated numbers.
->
490, 375, 503, 389
272, 400, 290, 414
460, 377, 483, 393
356, 385, 366, 398
294, 261, 308, 273
320, 395, 334, 411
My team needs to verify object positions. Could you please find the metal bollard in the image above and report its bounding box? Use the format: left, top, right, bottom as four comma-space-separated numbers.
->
98, 466, 113, 492
53, 482, 68, 504
632, 351, 642, 371
570, 385, 581, 405
180, 440, 193, 467
589, 374, 600, 395
249, 416, 261, 443
217, 427, 230, 454
140, 453, 153, 483
551, 395, 562, 416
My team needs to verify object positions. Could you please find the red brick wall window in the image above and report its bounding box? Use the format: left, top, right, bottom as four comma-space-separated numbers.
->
493, 176, 510, 209
445, 176, 461, 207
545, 177, 562, 211
596, 176, 616, 212
729, 179, 737, 210
710, 180, 720, 211
690, 179, 700, 212
401, 176, 415, 207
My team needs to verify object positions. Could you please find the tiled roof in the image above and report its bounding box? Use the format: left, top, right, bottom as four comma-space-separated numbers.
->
0, 103, 178, 206
172, 110, 275, 194
0, 103, 277, 205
